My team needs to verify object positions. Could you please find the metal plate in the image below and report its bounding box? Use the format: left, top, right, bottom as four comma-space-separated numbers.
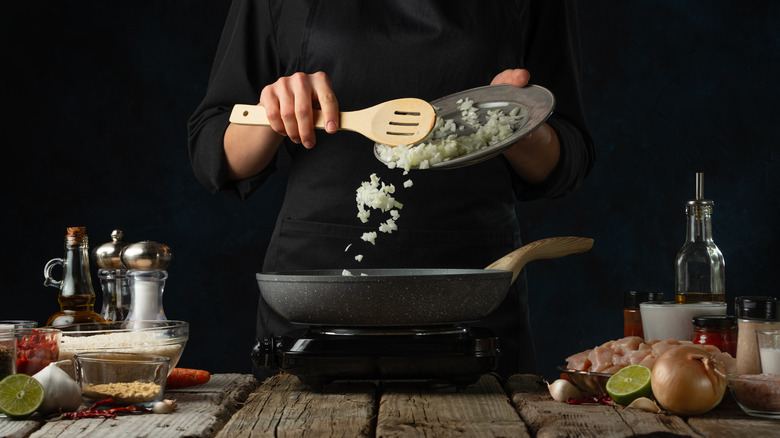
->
374, 84, 555, 170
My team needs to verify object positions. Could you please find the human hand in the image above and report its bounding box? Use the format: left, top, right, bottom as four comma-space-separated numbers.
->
490, 69, 531, 87
259, 71, 339, 149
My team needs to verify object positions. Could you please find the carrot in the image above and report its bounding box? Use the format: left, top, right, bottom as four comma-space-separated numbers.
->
166, 368, 211, 388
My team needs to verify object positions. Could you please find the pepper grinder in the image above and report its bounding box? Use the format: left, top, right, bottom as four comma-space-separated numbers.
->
92, 229, 130, 321
121, 240, 173, 322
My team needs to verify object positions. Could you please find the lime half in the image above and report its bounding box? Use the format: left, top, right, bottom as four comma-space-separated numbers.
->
0, 374, 45, 419
606, 364, 653, 406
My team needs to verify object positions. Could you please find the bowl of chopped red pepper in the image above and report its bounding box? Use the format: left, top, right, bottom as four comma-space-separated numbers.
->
15, 328, 61, 376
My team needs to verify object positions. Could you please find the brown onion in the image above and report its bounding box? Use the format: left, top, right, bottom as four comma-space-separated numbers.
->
651, 345, 727, 415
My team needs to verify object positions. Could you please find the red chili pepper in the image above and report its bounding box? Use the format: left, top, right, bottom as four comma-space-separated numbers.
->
88, 398, 116, 410
16, 330, 59, 375
61, 399, 150, 420
63, 410, 118, 419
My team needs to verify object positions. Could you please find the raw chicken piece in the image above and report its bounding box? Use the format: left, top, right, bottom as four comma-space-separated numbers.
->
625, 348, 653, 365
612, 353, 631, 367
565, 350, 592, 371
639, 354, 658, 369
651, 339, 679, 357
588, 346, 615, 373
611, 336, 645, 355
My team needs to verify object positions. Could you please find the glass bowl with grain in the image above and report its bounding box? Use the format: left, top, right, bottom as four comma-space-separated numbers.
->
74, 351, 170, 406
56, 320, 188, 378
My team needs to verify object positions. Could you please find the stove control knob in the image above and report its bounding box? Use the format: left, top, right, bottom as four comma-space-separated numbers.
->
251, 337, 276, 369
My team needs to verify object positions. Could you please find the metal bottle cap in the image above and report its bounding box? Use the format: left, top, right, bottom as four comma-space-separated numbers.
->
120, 240, 173, 270
92, 229, 129, 270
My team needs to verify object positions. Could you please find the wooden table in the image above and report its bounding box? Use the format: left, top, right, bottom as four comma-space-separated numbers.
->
1, 373, 777, 437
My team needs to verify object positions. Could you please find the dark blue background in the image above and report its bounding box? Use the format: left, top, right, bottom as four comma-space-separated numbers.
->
5, 1, 779, 382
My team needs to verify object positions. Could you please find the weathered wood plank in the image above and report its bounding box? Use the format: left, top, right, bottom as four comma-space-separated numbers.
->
216, 373, 377, 438
377, 375, 529, 437
505, 374, 697, 438
0, 415, 41, 438
12, 373, 258, 438
685, 394, 780, 438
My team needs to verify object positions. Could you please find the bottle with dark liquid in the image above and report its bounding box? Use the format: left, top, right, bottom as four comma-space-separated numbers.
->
44, 227, 106, 326
674, 173, 725, 303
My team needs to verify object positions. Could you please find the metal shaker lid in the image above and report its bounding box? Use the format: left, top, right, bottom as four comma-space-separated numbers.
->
120, 240, 173, 270
735, 296, 778, 321
92, 229, 129, 269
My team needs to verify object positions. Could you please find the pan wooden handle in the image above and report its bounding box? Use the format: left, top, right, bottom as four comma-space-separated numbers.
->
484, 237, 594, 284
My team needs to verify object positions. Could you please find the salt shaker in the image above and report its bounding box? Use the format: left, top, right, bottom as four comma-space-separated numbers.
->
121, 241, 173, 322
735, 296, 779, 374
92, 229, 131, 321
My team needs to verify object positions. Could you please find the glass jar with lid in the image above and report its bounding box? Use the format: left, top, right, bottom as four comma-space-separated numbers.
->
735, 296, 779, 374
0, 324, 16, 380
692, 315, 737, 357
623, 290, 664, 338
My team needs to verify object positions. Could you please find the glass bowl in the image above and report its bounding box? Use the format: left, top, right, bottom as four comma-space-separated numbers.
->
74, 352, 170, 406
727, 373, 780, 419
15, 328, 61, 376
557, 366, 612, 395
57, 320, 187, 377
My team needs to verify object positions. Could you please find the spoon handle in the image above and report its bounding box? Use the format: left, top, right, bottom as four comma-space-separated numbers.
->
485, 237, 594, 284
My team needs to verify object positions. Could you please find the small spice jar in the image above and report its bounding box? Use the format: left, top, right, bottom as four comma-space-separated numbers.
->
735, 296, 779, 375
692, 315, 737, 357
623, 290, 664, 338
0, 324, 16, 380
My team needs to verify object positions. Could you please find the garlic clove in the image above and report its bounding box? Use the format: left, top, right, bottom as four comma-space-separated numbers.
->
153, 399, 178, 414
547, 378, 584, 402
625, 397, 661, 413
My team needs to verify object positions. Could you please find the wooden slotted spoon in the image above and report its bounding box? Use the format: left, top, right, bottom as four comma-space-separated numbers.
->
230, 98, 436, 146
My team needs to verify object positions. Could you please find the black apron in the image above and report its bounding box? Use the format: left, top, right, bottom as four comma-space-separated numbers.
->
198, 0, 541, 380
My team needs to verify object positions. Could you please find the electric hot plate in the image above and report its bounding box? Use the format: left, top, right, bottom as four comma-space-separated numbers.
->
252, 325, 500, 389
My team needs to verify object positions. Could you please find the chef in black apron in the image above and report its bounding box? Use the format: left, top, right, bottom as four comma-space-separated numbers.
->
188, 0, 595, 380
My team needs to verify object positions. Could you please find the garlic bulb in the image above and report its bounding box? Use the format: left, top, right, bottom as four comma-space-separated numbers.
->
32, 361, 82, 414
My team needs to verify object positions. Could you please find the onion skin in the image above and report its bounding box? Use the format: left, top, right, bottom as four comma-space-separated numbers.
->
651, 345, 727, 416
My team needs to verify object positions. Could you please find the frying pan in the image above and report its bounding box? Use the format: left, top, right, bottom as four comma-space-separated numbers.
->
256, 236, 593, 326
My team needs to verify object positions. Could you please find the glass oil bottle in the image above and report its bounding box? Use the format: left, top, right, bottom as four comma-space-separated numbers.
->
44, 227, 106, 326
674, 173, 725, 303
